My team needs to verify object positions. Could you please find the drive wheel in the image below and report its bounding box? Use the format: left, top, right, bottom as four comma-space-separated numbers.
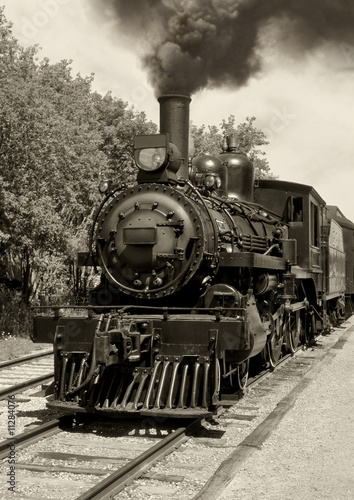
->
284, 310, 301, 354
267, 310, 284, 368
237, 359, 249, 391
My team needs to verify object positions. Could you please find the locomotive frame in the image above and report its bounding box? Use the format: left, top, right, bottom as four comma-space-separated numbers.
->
32, 94, 354, 418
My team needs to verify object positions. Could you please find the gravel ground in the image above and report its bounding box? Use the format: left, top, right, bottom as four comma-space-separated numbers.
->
0, 339, 50, 363
219, 320, 354, 500
1, 321, 353, 499
113, 319, 354, 500
0, 390, 62, 439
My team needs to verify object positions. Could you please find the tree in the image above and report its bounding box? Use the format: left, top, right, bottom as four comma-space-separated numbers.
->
190, 123, 221, 157
0, 8, 157, 305
92, 91, 157, 186
0, 51, 108, 302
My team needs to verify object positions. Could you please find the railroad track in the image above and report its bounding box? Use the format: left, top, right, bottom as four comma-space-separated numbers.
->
0, 322, 351, 499
0, 350, 53, 370
0, 350, 54, 401
0, 411, 206, 499
102, 324, 353, 498
0, 346, 318, 500
76, 417, 204, 500
0, 343, 319, 499
0, 348, 306, 500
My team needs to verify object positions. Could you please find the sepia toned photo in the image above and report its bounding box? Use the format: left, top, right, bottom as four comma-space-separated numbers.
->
1, 1, 354, 499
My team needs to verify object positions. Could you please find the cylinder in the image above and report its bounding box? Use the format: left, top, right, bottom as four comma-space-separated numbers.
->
158, 94, 191, 180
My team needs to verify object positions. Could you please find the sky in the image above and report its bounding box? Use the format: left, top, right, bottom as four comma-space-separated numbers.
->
2, 0, 354, 220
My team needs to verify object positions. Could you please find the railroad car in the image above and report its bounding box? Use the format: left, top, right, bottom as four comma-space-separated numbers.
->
32, 94, 354, 418
325, 206, 354, 317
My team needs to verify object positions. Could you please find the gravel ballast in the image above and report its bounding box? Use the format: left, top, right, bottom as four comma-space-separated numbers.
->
1, 322, 353, 499
218, 323, 354, 500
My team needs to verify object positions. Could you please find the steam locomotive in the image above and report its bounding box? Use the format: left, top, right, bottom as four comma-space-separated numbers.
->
32, 94, 354, 418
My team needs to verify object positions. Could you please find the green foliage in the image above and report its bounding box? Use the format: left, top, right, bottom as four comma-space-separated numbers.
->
0, 7, 156, 306
191, 115, 275, 179
190, 123, 221, 156
0, 285, 32, 338
93, 91, 157, 186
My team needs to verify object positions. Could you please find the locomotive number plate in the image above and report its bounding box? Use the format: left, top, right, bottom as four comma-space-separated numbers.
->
123, 227, 157, 245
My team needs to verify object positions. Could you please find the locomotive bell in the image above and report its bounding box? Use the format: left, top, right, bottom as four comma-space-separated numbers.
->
219, 134, 255, 202
191, 155, 228, 197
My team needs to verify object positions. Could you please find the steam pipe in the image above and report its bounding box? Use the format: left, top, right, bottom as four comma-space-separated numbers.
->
158, 94, 191, 180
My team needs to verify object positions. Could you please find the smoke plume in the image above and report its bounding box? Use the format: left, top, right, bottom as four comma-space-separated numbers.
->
96, 0, 354, 95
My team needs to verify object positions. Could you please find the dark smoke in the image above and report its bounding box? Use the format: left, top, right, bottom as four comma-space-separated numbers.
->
97, 0, 354, 95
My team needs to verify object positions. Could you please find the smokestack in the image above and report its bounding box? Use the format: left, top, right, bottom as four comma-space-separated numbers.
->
158, 94, 191, 180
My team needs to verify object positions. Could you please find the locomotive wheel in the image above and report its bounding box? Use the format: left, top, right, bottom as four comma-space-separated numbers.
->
225, 359, 249, 392
302, 310, 316, 345
284, 310, 301, 354
237, 359, 249, 391
267, 313, 284, 369
300, 313, 309, 345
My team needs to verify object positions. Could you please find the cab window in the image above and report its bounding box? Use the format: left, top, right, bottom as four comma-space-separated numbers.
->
311, 202, 319, 247
287, 196, 303, 222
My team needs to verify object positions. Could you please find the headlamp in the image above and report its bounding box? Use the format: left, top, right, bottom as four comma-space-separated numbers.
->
204, 174, 221, 189
134, 134, 181, 183
134, 134, 170, 173
136, 147, 168, 172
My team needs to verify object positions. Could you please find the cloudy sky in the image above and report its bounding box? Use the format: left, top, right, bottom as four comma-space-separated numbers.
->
2, 0, 354, 220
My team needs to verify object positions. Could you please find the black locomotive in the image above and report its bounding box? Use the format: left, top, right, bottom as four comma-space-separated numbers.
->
32, 94, 354, 417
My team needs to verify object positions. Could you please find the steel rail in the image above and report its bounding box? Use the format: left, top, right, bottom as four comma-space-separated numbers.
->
218, 346, 304, 410
246, 346, 303, 389
0, 415, 74, 460
76, 416, 205, 500
0, 350, 53, 370
0, 372, 54, 400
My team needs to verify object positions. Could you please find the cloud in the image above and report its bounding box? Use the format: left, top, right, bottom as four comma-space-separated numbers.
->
2, 0, 354, 220
92, 0, 354, 96
1, 0, 158, 115
190, 44, 354, 219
